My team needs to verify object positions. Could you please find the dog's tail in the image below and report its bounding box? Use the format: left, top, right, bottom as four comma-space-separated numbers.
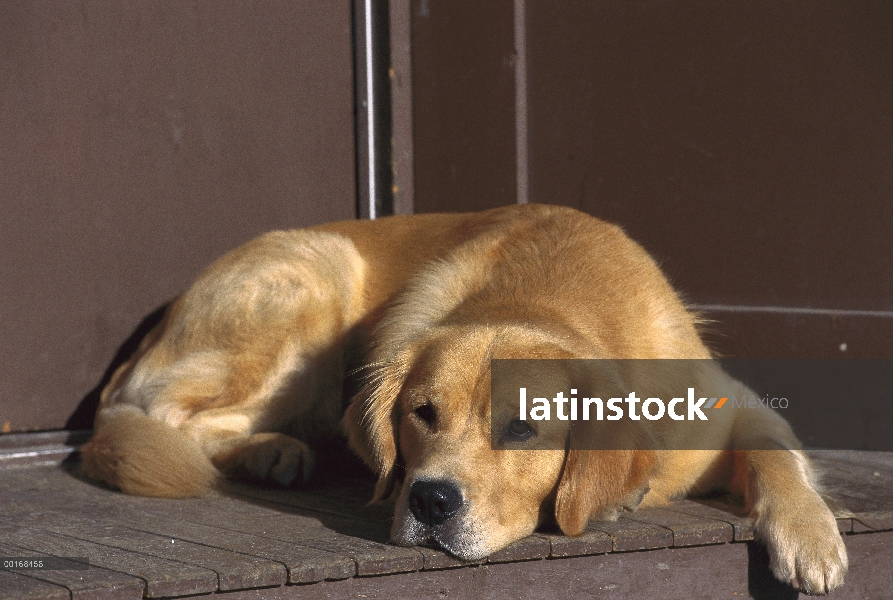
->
79, 406, 218, 498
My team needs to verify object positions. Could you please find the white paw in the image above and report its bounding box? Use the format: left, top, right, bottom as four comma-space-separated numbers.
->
759, 503, 848, 595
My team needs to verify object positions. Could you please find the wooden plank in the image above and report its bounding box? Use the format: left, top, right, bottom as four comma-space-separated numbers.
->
105, 488, 425, 578
664, 497, 855, 538
2, 524, 218, 598
3, 487, 360, 588
0, 465, 667, 565
820, 489, 890, 515
229, 478, 635, 561
808, 449, 893, 475
4, 449, 893, 599
161, 487, 545, 567
852, 512, 893, 533
808, 450, 893, 515
539, 526, 613, 558
87, 475, 426, 577
227, 482, 556, 566
137, 496, 422, 577
837, 518, 855, 534
625, 507, 733, 547
414, 546, 484, 571
157, 491, 426, 576
10, 478, 358, 585
662, 500, 756, 542
124, 519, 355, 584
302, 537, 422, 576
585, 515, 673, 552
183, 530, 893, 600
0, 541, 143, 600
208, 542, 763, 600
0, 571, 69, 600
220, 479, 393, 526
485, 535, 551, 563
36, 519, 287, 591
0, 466, 416, 579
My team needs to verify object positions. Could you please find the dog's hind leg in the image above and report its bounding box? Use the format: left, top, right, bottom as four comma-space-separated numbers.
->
82, 230, 366, 496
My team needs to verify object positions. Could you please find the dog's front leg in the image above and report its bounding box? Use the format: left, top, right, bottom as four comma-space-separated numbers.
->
730, 410, 848, 595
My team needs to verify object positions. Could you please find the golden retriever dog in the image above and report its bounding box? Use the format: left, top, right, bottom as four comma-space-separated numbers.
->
80, 204, 846, 594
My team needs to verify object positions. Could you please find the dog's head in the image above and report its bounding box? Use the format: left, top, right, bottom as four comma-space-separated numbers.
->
343, 322, 656, 560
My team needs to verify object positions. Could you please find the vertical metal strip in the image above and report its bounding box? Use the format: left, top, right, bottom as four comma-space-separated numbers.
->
514, 0, 529, 204
364, 0, 378, 218
354, 0, 393, 219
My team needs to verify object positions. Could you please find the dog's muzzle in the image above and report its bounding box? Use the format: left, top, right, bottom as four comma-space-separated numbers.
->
407, 480, 463, 527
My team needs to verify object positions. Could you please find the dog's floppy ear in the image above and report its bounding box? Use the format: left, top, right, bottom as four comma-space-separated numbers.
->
342, 360, 409, 502
555, 360, 672, 535
554, 440, 656, 535
553, 363, 657, 535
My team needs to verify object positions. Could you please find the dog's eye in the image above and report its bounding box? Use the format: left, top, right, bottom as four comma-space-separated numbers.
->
507, 419, 534, 440
414, 403, 436, 425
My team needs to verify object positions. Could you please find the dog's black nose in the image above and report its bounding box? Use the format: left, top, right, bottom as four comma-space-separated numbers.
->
408, 480, 463, 527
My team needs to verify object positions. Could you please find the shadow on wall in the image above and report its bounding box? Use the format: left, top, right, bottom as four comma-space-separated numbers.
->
65, 303, 170, 431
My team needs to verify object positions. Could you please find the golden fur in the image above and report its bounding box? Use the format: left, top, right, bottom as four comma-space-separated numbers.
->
80, 204, 847, 594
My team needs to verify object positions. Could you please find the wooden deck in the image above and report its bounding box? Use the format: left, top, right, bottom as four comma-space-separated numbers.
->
1, 431, 891, 599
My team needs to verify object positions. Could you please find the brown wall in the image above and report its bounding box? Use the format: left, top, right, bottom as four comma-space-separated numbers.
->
410, 0, 518, 213
527, 1, 892, 311
2, 1, 890, 433
0, 2, 357, 432
409, 0, 893, 358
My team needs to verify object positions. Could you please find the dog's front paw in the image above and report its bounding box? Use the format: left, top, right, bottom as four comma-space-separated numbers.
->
214, 432, 315, 486
758, 502, 848, 595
